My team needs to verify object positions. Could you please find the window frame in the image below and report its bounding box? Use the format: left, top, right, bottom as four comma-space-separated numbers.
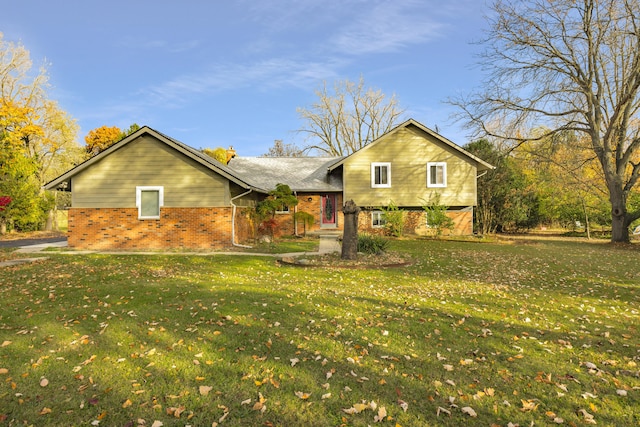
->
275, 204, 290, 214
427, 162, 447, 188
136, 186, 164, 219
371, 211, 386, 228
371, 162, 391, 188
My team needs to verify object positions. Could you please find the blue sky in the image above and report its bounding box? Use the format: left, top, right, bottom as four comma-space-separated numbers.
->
2, 0, 489, 156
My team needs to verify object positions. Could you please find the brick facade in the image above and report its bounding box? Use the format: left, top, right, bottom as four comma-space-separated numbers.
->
68, 207, 252, 250
268, 194, 473, 238
269, 193, 345, 236
357, 208, 473, 236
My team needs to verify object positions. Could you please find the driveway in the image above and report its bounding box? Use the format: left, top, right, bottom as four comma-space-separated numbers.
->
0, 237, 67, 248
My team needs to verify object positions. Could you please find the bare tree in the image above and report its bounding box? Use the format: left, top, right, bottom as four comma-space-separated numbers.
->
262, 140, 304, 157
297, 76, 405, 156
451, 0, 640, 242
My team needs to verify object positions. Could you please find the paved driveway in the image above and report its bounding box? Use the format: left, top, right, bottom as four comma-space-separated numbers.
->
0, 237, 67, 248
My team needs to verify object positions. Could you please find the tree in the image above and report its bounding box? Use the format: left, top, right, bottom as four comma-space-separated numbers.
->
263, 140, 304, 157
0, 33, 80, 232
381, 200, 405, 237
84, 126, 122, 157
422, 193, 454, 237
453, 0, 640, 242
256, 183, 299, 239
514, 129, 611, 236
297, 76, 405, 156
202, 147, 229, 164
84, 123, 140, 157
465, 139, 542, 234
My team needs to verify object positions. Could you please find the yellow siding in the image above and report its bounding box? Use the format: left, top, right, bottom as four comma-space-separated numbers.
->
72, 135, 230, 207
342, 127, 478, 207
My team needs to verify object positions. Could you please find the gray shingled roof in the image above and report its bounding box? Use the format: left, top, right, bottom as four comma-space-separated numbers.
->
227, 157, 344, 192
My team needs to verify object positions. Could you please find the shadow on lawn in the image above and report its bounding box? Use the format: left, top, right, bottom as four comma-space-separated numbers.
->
0, 247, 638, 426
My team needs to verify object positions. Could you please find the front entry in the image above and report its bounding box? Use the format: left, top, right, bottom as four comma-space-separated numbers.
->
320, 194, 337, 228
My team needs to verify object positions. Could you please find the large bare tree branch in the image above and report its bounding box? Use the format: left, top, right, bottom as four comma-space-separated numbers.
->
450, 0, 640, 242
297, 76, 405, 156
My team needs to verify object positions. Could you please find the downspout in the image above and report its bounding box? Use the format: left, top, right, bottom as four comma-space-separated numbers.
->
293, 191, 299, 237
230, 188, 253, 248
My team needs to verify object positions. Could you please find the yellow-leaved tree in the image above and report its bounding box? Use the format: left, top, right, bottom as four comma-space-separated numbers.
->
0, 32, 81, 232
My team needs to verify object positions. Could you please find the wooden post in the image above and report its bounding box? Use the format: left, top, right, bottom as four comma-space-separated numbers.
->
341, 200, 360, 260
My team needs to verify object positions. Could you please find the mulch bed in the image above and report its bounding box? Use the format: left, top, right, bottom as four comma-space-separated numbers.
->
277, 251, 413, 269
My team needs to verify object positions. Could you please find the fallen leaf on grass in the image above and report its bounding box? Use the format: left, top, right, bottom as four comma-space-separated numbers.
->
253, 392, 267, 413
166, 406, 185, 418
343, 401, 372, 414
0, 368, 8, 375
374, 406, 387, 422
520, 399, 539, 412
151, 422, 163, 427
578, 408, 596, 424
436, 406, 451, 416
461, 406, 477, 417
39, 407, 52, 415
1, 341, 11, 347
122, 399, 133, 408
39, 378, 49, 387
199, 385, 213, 396
294, 391, 311, 400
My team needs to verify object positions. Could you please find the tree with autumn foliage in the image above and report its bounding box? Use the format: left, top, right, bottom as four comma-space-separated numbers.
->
0, 33, 81, 232
84, 126, 123, 156
202, 147, 228, 164
84, 124, 141, 157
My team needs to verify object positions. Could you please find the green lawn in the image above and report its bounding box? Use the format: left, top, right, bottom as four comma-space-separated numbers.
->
0, 239, 638, 426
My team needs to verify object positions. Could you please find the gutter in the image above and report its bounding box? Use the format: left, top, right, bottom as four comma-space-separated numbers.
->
230, 188, 253, 248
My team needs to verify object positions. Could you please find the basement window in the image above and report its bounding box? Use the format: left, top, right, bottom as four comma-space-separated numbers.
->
136, 186, 164, 219
371, 211, 386, 228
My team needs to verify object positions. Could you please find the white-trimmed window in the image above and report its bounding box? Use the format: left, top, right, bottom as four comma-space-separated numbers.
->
136, 186, 164, 219
371, 162, 391, 188
371, 211, 386, 228
427, 162, 447, 187
275, 204, 290, 214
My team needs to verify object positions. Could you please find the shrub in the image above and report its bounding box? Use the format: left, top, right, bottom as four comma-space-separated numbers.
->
423, 193, 454, 237
357, 233, 389, 255
381, 200, 405, 237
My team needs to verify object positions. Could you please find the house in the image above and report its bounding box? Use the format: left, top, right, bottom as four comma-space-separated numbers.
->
44, 119, 493, 250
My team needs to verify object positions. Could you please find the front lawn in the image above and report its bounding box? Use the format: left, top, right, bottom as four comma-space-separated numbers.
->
0, 239, 638, 426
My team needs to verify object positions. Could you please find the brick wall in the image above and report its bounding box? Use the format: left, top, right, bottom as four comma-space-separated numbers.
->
357, 209, 473, 236
68, 207, 252, 250
267, 194, 345, 237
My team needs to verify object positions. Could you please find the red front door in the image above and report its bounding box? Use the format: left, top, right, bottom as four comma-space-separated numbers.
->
321, 194, 337, 228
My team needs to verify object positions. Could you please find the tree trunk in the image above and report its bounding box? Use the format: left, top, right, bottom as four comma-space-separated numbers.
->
611, 209, 629, 243
44, 209, 54, 231
610, 187, 630, 243
341, 200, 360, 260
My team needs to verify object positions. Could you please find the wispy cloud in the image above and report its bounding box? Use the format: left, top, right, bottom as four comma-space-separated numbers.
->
143, 58, 343, 106
330, 1, 446, 55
